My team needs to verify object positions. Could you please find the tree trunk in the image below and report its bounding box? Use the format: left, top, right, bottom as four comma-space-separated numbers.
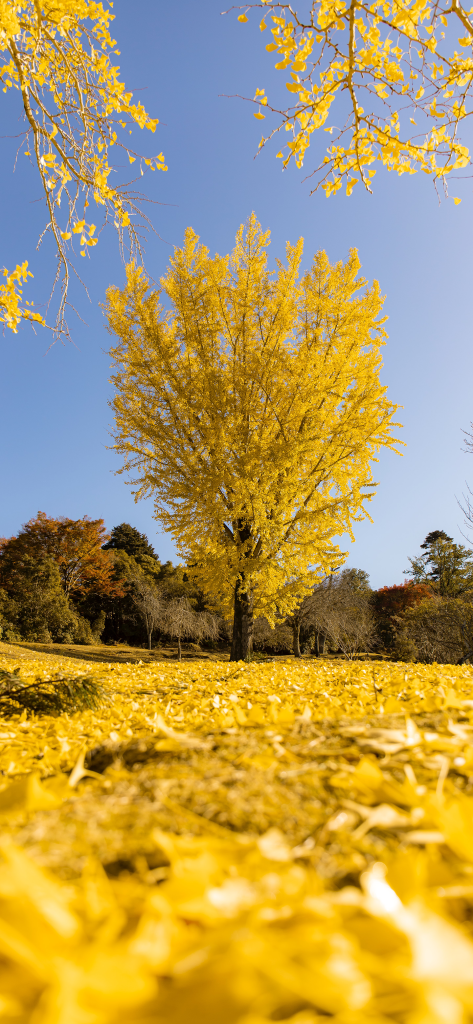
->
178, 636, 182, 661
293, 622, 301, 658
231, 580, 254, 661
316, 631, 326, 656
148, 630, 152, 651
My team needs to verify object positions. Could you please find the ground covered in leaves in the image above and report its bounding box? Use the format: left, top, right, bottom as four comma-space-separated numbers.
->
1, 650, 473, 1023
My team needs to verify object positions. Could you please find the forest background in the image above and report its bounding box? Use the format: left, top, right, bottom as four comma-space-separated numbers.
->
3, 515, 473, 667
1, 0, 473, 590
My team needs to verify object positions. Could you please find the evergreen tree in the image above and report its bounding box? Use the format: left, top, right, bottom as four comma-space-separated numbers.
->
406, 533, 473, 598
103, 524, 158, 562
420, 531, 453, 549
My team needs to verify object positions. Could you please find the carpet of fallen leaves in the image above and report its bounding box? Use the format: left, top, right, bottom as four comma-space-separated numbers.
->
1, 651, 473, 1024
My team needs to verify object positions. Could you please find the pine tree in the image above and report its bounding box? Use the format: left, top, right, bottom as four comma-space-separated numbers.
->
103, 524, 158, 562
406, 533, 473, 598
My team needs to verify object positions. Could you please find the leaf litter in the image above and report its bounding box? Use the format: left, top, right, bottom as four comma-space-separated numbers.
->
1, 652, 473, 1022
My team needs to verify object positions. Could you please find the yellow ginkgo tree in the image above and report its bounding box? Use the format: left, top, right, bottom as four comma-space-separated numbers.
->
233, 0, 472, 199
106, 215, 401, 660
0, 0, 165, 337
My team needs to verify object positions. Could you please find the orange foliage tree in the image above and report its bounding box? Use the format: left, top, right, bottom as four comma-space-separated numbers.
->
371, 581, 433, 651
0, 511, 124, 600
372, 581, 433, 618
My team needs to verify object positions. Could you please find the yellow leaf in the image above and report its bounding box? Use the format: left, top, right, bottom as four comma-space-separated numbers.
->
234, 706, 248, 725
248, 704, 265, 724
238, 14, 248, 22
0, 773, 62, 813
254, 112, 266, 119
454, 197, 462, 205
444, 686, 464, 704
276, 706, 294, 724
384, 696, 404, 713
257, 828, 292, 861
436, 796, 473, 861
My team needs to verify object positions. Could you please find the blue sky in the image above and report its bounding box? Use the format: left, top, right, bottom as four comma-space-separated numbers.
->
1, 0, 472, 588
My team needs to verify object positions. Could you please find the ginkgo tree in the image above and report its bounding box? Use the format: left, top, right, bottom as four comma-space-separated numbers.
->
232, 0, 473, 198
106, 215, 401, 661
0, 0, 165, 337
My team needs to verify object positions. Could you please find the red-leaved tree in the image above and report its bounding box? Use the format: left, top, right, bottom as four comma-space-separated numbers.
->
373, 582, 433, 618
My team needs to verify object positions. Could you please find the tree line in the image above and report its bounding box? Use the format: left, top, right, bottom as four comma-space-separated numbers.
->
290, 529, 473, 665
3, 515, 473, 664
0, 515, 217, 658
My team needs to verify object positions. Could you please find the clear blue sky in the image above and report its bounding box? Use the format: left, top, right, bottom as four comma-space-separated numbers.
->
1, 0, 472, 588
